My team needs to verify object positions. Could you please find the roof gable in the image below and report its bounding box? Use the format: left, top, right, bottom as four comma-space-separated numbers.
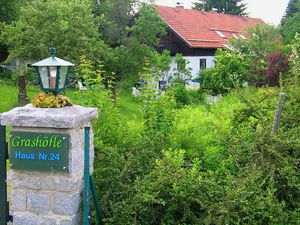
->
157, 5, 264, 48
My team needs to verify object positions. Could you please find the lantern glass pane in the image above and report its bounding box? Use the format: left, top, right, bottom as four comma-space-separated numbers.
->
49, 66, 57, 89
38, 67, 49, 89
59, 66, 68, 89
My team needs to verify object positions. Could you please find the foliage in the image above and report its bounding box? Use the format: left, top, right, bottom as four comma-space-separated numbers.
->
200, 49, 249, 94
93, 1, 167, 87
193, 0, 248, 16
139, 59, 175, 146
74, 60, 300, 224
169, 53, 192, 84
1, 73, 300, 224
289, 33, 300, 84
1, 0, 111, 63
92, 0, 138, 47
91, 85, 300, 224
130, 86, 300, 224
231, 24, 283, 64
154, 50, 172, 74
230, 23, 287, 86
75, 56, 127, 147
254, 51, 289, 87
110, 38, 158, 85
32, 92, 73, 108
167, 83, 205, 108
0, 0, 26, 62
200, 25, 285, 92
281, 1, 300, 43
0, 0, 26, 23
168, 83, 192, 108
227, 86, 300, 222
282, 0, 299, 20
129, 4, 167, 46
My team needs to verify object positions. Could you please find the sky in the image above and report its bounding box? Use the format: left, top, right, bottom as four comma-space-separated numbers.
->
155, 0, 290, 25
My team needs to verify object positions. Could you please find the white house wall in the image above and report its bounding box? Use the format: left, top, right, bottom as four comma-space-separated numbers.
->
169, 56, 215, 81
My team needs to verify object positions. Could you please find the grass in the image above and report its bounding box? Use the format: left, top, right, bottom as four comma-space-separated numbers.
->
117, 90, 143, 121
0, 79, 143, 120
0, 79, 143, 209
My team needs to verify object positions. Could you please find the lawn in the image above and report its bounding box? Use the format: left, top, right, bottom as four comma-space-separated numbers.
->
0, 79, 143, 120
0, 79, 46, 112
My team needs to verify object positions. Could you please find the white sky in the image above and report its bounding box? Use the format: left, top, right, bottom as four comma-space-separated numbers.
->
155, 0, 290, 25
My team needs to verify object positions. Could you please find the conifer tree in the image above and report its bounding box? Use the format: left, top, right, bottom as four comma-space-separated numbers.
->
282, 0, 299, 20
280, 0, 300, 43
193, 0, 248, 16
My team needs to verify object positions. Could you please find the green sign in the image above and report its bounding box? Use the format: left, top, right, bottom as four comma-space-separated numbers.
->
9, 131, 69, 172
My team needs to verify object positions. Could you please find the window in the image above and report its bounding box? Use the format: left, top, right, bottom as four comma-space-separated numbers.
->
215, 31, 227, 39
239, 34, 246, 39
200, 59, 207, 71
233, 34, 239, 39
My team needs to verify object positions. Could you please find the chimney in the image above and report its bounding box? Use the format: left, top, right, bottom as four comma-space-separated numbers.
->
176, 2, 184, 9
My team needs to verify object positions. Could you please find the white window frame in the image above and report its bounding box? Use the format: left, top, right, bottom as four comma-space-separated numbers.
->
215, 31, 227, 39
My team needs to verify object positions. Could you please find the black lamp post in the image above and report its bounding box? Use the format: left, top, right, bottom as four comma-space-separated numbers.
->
31, 47, 74, 95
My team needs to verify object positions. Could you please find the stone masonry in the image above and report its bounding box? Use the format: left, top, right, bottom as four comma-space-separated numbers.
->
1, 104, 98, 225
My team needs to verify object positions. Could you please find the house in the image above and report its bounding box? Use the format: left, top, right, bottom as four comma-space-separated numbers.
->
156, 4, 264, 87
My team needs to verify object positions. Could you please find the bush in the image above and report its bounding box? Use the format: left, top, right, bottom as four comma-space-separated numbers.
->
32, 92, 73, 108
77, 58, 299, 224
167, 82, 205, 108
253, 51, 289, 87
200, 49, 250, 95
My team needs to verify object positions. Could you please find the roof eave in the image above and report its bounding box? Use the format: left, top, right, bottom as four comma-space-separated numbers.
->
162, 21, 193, 48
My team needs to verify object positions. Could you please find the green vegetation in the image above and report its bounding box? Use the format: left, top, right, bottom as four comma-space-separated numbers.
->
1, 1, 300, 224
193, 0, 248, 16
67, 56, 298, 224
1, 54, 299, 225
0, 80, 37, 112
201, 24, 289, 95
281, 0, 300, 43
1, 0, 108, 63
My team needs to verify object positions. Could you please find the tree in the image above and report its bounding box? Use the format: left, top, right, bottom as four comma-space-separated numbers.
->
289, 33, 300, 84
0, 0, 26, 62
92, 0, 138, 47
94, 2, 167, 87
281, 0, 299, 21
171, 53, 192, 83
1, 0, 111, 63
280, 1, 300, 43
193, 0, 248, 16
0, 0, 26, 23
230, 23, 288, 86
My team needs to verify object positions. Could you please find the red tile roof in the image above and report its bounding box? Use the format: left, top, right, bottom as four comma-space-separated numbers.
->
157, 5, 264, 48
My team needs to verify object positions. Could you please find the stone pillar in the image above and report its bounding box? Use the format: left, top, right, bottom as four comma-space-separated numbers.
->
1, 104, 98, 225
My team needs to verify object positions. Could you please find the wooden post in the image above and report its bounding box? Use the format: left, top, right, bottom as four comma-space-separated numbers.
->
271, 92, 286, 134
18, 69, 30, 106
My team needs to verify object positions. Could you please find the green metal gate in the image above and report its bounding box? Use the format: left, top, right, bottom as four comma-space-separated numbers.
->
0, 124, 11, 224
83, 127, 103, 225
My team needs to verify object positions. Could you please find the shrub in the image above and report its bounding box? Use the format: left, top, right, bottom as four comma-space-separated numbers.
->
78, 58, 299, 224
32, 92, 73, 108
200, 49, 250, 95
253, 51, 289, 87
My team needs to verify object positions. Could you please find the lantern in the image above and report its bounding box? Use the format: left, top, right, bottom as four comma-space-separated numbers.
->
31, 47, 74, 95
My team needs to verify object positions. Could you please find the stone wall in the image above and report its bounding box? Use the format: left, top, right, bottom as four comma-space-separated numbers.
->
1, 104, 98, 225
